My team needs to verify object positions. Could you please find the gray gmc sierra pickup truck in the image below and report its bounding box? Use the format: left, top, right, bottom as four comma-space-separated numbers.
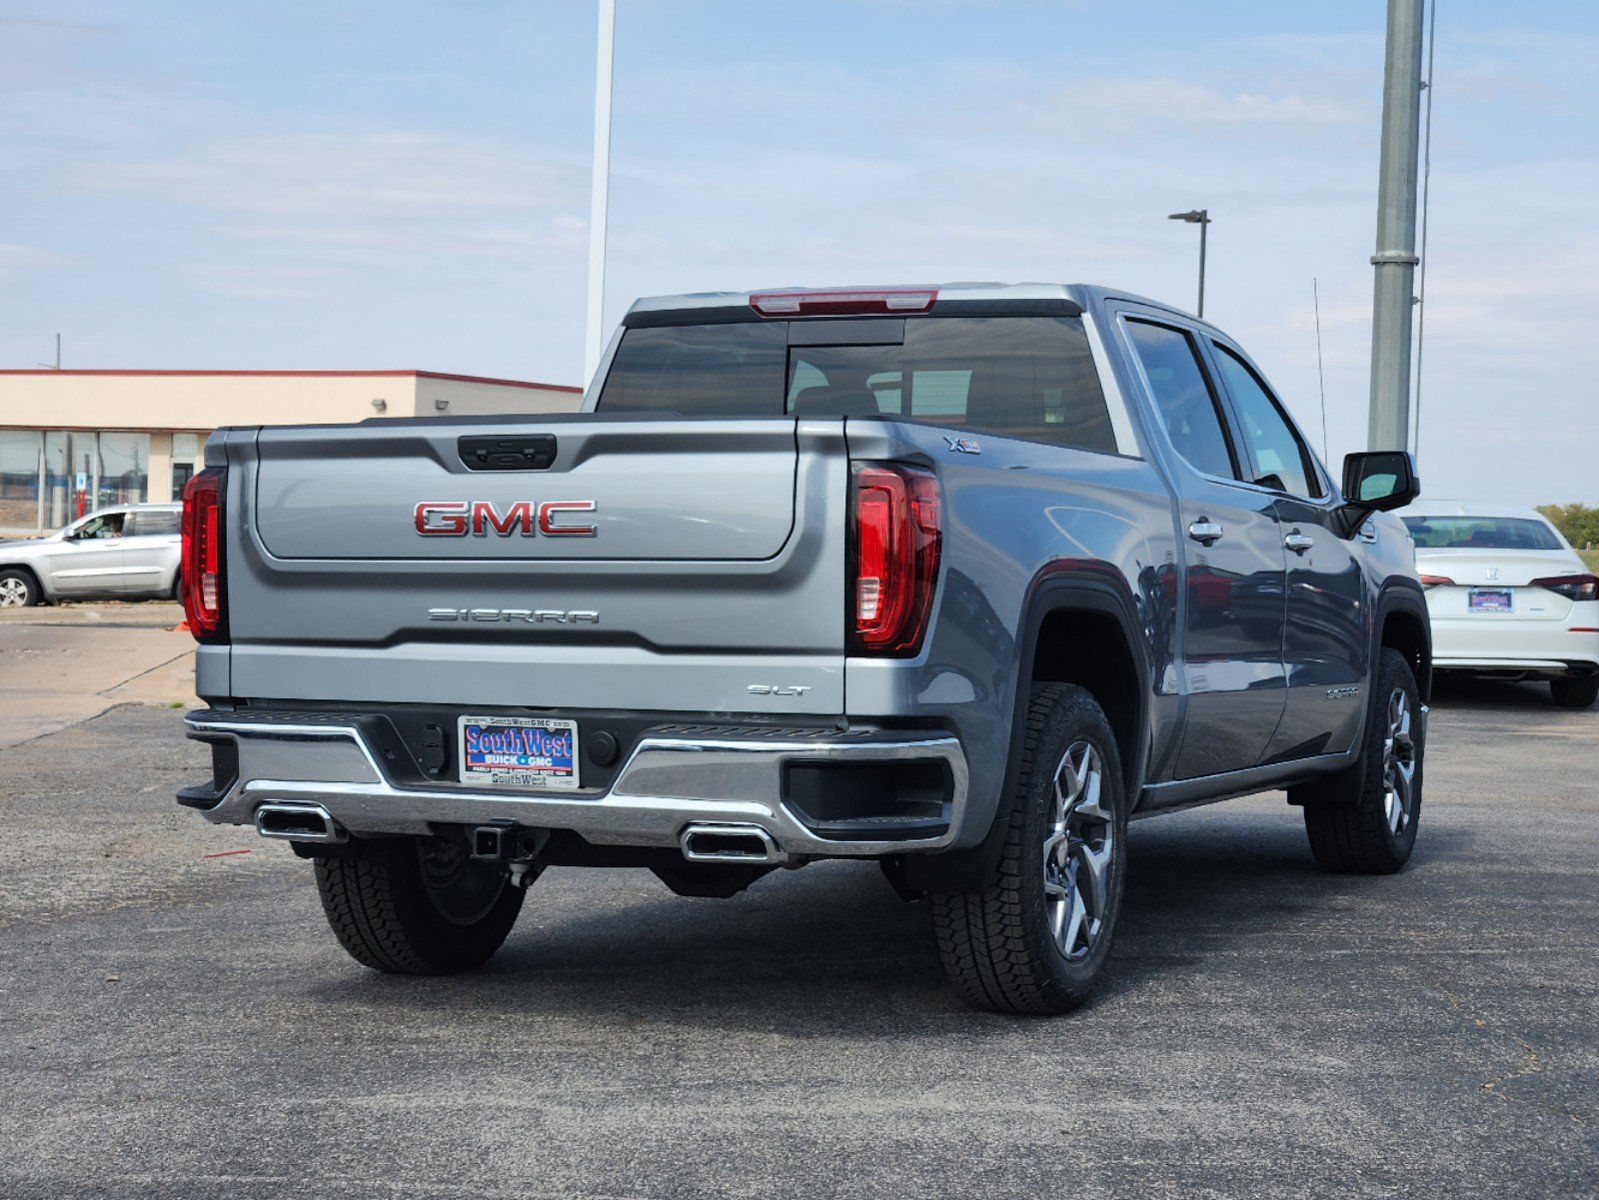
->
176, 283, 1430, 1014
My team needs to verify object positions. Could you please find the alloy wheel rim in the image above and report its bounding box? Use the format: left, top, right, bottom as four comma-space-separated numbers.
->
0, 578, 27, 606
1383, 687, 1417, 837
1042, 740, 1114, 962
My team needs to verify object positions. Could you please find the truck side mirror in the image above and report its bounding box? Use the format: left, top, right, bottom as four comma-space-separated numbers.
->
1338, 450, 1419, 534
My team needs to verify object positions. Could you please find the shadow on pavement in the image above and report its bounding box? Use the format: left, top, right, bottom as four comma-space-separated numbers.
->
296, 805, 1464, 1030
1428, 673, 1568, 712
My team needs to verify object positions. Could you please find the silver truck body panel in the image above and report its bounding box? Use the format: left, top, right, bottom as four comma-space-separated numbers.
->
219, 418, 849, 715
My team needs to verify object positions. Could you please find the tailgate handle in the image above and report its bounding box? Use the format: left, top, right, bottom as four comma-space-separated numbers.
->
458, 434, 557, 471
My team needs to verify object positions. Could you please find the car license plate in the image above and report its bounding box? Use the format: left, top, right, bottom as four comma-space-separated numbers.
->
1468, 588, 1513, 613
458, 716, 579, 790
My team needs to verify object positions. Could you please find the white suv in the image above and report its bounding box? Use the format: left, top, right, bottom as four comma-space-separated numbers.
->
0, 503, 183, 607
1401, 501, 1599, 708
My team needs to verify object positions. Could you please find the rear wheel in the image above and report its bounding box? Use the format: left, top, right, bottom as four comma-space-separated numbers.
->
0, 569, 39, 608
1299, 648, 1424, 874
928, 683, 1127, 1015
1549, 676, 1598, 709
314, 834, 525, 974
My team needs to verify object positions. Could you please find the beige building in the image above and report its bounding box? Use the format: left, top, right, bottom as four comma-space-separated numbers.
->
0, 369, 581, 534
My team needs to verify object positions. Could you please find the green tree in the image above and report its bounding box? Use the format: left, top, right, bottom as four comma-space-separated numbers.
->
1538, 503, 1599, 550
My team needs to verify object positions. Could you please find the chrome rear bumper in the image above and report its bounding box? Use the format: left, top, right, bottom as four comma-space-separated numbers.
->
181, 712, 968, 861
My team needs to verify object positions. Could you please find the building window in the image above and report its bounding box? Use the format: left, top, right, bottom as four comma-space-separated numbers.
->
171, 432, 200, 496
96, 432, 150, 510
0, 431, 42, 532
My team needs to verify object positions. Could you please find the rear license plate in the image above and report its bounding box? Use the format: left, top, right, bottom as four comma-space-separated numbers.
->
458, 716, 579, 790
1468, 588, 1513, 613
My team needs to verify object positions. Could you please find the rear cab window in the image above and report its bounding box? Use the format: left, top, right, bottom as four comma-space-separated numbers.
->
597, 315, 1125, 455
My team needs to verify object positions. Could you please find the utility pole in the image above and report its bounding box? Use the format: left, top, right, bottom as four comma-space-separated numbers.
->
1367, 0, 1426, 452
1168, 209, 1210, 317
583, 0, 617, 391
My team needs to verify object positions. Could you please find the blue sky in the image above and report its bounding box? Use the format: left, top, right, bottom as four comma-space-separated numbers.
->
2, 0, 1596, 503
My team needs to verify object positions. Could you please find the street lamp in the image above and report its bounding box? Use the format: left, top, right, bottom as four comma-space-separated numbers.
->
1168, 209, 1210, 318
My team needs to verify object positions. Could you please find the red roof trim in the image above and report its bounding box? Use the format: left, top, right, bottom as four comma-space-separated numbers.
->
0, 368, 580, 393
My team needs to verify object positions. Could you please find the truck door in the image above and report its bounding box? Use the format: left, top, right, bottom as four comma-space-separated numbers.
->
1119, 315, 1288, 780
1203, 338, 1368, 760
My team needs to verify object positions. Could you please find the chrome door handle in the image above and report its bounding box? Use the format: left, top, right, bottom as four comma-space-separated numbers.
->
1187, 520, 1224, 546
1284, 531, 1314, 555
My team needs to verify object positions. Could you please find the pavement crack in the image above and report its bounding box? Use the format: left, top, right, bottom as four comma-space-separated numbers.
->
1443, 990, 1591, 1128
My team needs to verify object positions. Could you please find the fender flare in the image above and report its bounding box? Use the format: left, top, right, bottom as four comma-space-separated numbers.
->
1372, 578, 1433, 702
901, 560, 1152, 893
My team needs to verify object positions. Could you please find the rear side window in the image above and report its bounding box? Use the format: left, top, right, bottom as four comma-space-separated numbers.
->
1124, 320, 1237, 480
599, 316, 1118, 454
597, 323, 787, 417
128, 510, 180, 536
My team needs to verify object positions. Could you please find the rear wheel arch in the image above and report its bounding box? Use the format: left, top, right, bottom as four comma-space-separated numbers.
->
1027, 596, 1148, 803
900, 565, 1152, 894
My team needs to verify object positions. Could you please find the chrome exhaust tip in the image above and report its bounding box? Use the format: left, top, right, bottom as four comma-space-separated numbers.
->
679, 823, 784, 865
254, 802, 347, 844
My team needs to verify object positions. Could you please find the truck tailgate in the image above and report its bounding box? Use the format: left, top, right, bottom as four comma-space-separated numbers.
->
220, 417, 848, 715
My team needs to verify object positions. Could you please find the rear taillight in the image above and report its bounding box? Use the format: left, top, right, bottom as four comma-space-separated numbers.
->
850, 463, 941, 655
1418, 574, 1455, 588
751, 287, 938, 317
181, 468, 227, 642
1529, 573, 1599, 602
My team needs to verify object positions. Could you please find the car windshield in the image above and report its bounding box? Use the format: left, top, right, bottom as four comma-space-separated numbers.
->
1402, 516, 1564, 551
596, 316, 1120, 454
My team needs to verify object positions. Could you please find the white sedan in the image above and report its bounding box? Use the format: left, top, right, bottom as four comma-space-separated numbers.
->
1400, 501, 1599, 708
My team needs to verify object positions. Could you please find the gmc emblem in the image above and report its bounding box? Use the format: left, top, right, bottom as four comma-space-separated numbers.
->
414, 499, 597, 538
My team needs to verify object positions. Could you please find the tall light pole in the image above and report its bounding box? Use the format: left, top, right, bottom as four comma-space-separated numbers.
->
1367, 0, 1426, 452
583, 0, 617, 391
1168, 209, 1210, 318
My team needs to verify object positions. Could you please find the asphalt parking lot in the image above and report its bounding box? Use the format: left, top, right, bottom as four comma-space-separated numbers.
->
0, 615, 1595, 1198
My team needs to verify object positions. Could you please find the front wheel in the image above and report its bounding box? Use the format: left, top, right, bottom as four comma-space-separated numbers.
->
314, 834, 525, 974
0, 569, 39, 608
1298, 648, 1424, 874
1550, 676, 1598, 709
928, 683, 1127, 1015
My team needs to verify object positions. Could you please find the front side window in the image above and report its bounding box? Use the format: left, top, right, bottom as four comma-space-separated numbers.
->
597, 316, 1119, 454
1124, 320, 1237, 480
1211, 345, 1321, 498
1401, 516, 1565, 551
73, 512, 125, 540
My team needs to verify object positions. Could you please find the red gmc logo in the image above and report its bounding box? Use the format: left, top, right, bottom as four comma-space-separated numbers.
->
414, 499, 597, 538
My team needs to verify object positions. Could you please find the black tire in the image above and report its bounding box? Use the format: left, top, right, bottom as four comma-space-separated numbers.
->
314, 834, 525, 974
1298, 648, 1424, 874
928, 683, 1127, 1015
0, 568, 40, 608
1549, 676, 1598, 710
